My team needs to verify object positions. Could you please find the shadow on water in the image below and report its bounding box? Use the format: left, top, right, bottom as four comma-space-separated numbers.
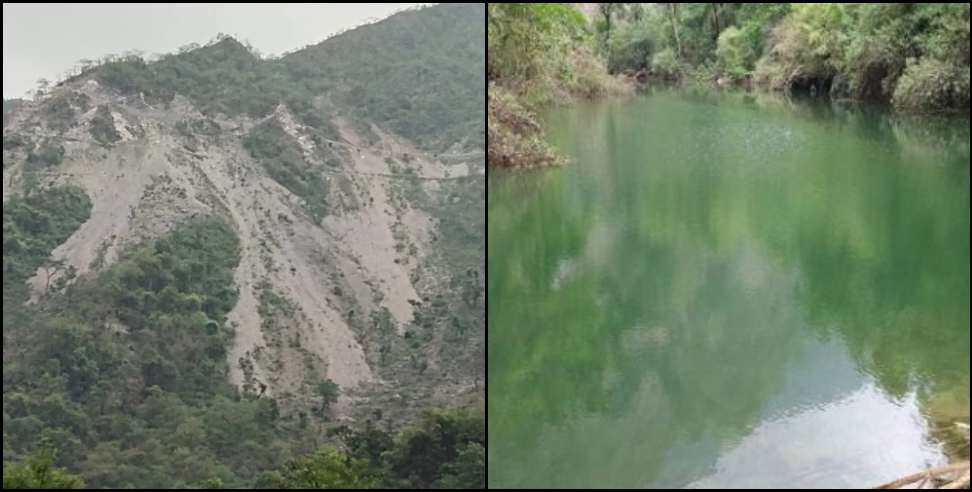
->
488, 87, 970, 488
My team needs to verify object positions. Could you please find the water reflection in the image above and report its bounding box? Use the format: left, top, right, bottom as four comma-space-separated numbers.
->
690, 383, 942, 489
487, 89, 969, 488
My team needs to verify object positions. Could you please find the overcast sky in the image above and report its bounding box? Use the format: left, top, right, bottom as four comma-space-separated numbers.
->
3, 3, 428, 99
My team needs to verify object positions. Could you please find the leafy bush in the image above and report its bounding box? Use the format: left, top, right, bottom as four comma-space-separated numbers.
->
923, 4, 970, 64
489, 3, 625, 108
686, 62, 719, 85
316, 379, 340, 414
3, 98, 26, 127
839, 4, 915, 101
2, 445, 84, 489
487, 3, 587, 82
752, 55, 782, 89
561, 44, 629, 100
438, 443, 485, 489
262, 446, 382, 489
606, 20, 657, 74
26, 141, 66, 167
651, 48, 681, 80
384, 407, 485, 489
3, 132, 28, 151
89, 105, 121, 145
95, 57, 168, 102
43, 96, 77, 132
487, 85, 560, 168
186, 118, 222, 137
754, 3, 847, 92
716, 26, 757, 81
243, 121, 329, 222
892, 58, 971, 113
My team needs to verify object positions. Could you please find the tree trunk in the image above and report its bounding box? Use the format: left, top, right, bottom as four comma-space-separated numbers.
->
599, 4, 616, 42
670, 4, 683, 59
712, 3, 722, 40
43, 263, 62, 295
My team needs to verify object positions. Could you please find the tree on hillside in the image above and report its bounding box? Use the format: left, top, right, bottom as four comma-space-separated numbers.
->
2, 445, 85, 489
41, 258, 71, 296
317, 379, 340, 416
439, 443, 485, 489
261, 447, 382, 489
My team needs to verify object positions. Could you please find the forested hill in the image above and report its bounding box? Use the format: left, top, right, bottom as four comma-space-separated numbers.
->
71, 2, 485, 152
3, 3, 484, 489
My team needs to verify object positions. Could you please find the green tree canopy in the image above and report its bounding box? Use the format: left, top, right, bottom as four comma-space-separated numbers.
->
3, 445, 84, 489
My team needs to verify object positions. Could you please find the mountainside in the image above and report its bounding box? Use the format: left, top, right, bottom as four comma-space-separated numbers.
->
2, 3, 484, 488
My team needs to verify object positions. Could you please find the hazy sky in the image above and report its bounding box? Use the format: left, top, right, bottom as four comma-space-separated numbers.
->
3, 3, 427, 99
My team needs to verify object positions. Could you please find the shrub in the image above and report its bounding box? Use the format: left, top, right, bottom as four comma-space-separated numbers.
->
487, 85, 560, 168
686, 62, 718, 85
487, 3, 587, 82
842, 37, 901, 101
243, 121, 328, 222
562, 45, 629, 99
606, 20, 657, 74
3, 133, 28, 150
754, 4, 848, 92
2, 445, 84, 489
262, 447, 382, 489
385, 407, 484, 489
43, 96, 77, 132
489, 3, 625, 108
892, 58, 971, 113
89, 105, 121, 146
438, 443, 485, 489
716, 26, 758, 81
651, 48, 681, 80
919, 3, 971, 64
316, 379, 340, 414
27, 141, 66, 167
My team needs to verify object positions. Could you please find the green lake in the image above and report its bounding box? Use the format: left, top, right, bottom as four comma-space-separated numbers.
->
487, 89, 970, 488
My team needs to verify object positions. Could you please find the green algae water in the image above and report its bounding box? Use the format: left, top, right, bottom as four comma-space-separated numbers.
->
487, 89, 971, 488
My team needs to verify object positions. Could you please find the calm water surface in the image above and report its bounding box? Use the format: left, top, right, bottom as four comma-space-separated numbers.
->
487, 89, 970, 488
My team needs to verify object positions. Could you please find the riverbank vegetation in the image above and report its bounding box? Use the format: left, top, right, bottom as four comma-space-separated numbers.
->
487, 4, 630, 168
487, 3, 970, 168
596, 3, 970, 112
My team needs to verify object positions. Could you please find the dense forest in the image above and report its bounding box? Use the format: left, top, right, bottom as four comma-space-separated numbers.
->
3, 4, 485, 489
488, 3, 971, 168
